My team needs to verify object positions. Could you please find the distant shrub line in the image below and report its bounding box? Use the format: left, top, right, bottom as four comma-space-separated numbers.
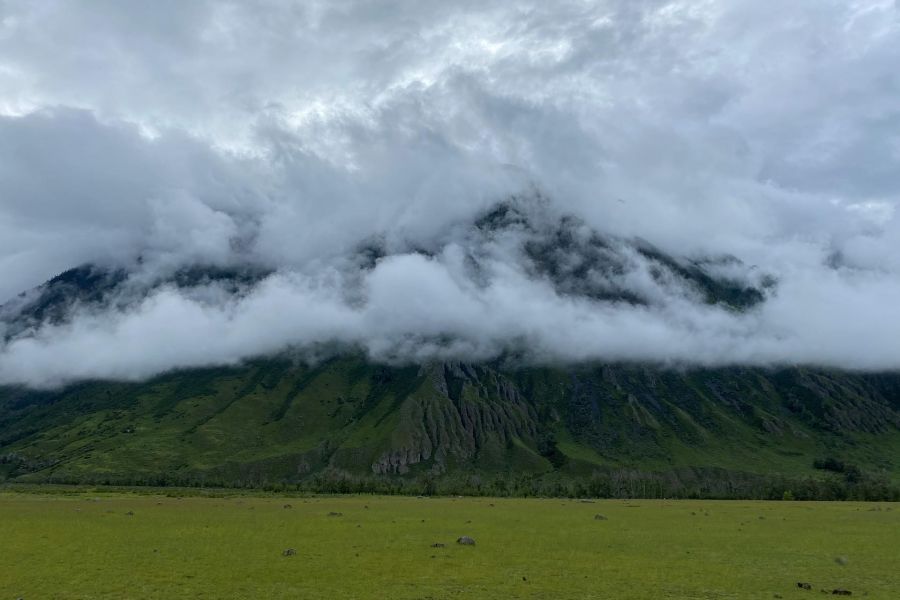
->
10, 465, 898, 501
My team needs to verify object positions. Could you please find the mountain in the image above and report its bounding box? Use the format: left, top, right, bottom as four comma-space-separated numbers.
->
1, 202, 898, 499
1, 199, 775, 342
2, 356, 899, 498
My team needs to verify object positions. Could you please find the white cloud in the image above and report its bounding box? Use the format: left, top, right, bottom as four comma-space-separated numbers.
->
1, 0, 899, 385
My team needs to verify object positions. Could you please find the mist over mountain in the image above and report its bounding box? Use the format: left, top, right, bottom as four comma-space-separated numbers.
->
3, 2, 900, 498
2, 1, 900, 385
1, 199, 781, 386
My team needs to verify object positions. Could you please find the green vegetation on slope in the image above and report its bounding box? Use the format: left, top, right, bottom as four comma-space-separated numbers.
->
1, 358, 899, 499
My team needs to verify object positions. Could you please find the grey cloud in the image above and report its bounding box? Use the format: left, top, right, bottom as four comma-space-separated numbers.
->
0, 108, 261, 298
1, 0, 899, 385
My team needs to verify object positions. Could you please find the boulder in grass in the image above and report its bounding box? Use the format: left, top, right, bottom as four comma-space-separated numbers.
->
456, 536, 476, 546
327, 511, 343, 517
831, 590, 851, 596
797, 582, 812, 590
431, 543, 446, 548
282, 548, 297, 557
594, 514, 608, 521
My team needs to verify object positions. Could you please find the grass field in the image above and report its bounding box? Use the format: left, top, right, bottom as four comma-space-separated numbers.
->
1, 491, 898, 599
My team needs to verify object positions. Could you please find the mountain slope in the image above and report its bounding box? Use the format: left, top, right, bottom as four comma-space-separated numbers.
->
2, 356, 899, 498
1, 201, 898, 498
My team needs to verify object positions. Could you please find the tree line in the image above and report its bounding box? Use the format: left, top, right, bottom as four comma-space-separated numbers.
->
7, 463, 897, 501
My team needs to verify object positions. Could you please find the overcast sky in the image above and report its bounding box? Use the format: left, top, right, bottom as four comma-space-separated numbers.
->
1, 1, 900, 386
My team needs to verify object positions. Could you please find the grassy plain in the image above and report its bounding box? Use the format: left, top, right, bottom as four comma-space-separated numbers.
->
1, 490, 898, 599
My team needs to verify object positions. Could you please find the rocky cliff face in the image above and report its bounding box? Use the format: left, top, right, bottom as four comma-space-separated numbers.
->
370, 363, 539, 474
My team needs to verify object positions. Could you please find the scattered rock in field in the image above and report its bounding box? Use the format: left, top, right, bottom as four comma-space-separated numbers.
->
457, 536, 476, 546
834, 556, 849, 566
431, 543, 445, 548
594, 514, 608, 521
774, 595, 783, 599
125, 511, 134, 516
489, 503, 495, 507
522, 576, 527, 581
283, 504, 292, 509
364, 505, 369, 509
797, 582, 812, 590
579, 500, 595, 504
327, 511, 343, 517
282, 548, 296, 557
831, 590, 851, 596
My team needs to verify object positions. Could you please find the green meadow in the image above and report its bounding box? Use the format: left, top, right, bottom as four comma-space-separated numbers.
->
1, 490, 898, 599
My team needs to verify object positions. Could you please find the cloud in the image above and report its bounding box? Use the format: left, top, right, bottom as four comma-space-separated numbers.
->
1, 0, 899, 385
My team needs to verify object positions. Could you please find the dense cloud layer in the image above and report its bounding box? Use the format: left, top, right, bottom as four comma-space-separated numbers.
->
1, 0, 899, 386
